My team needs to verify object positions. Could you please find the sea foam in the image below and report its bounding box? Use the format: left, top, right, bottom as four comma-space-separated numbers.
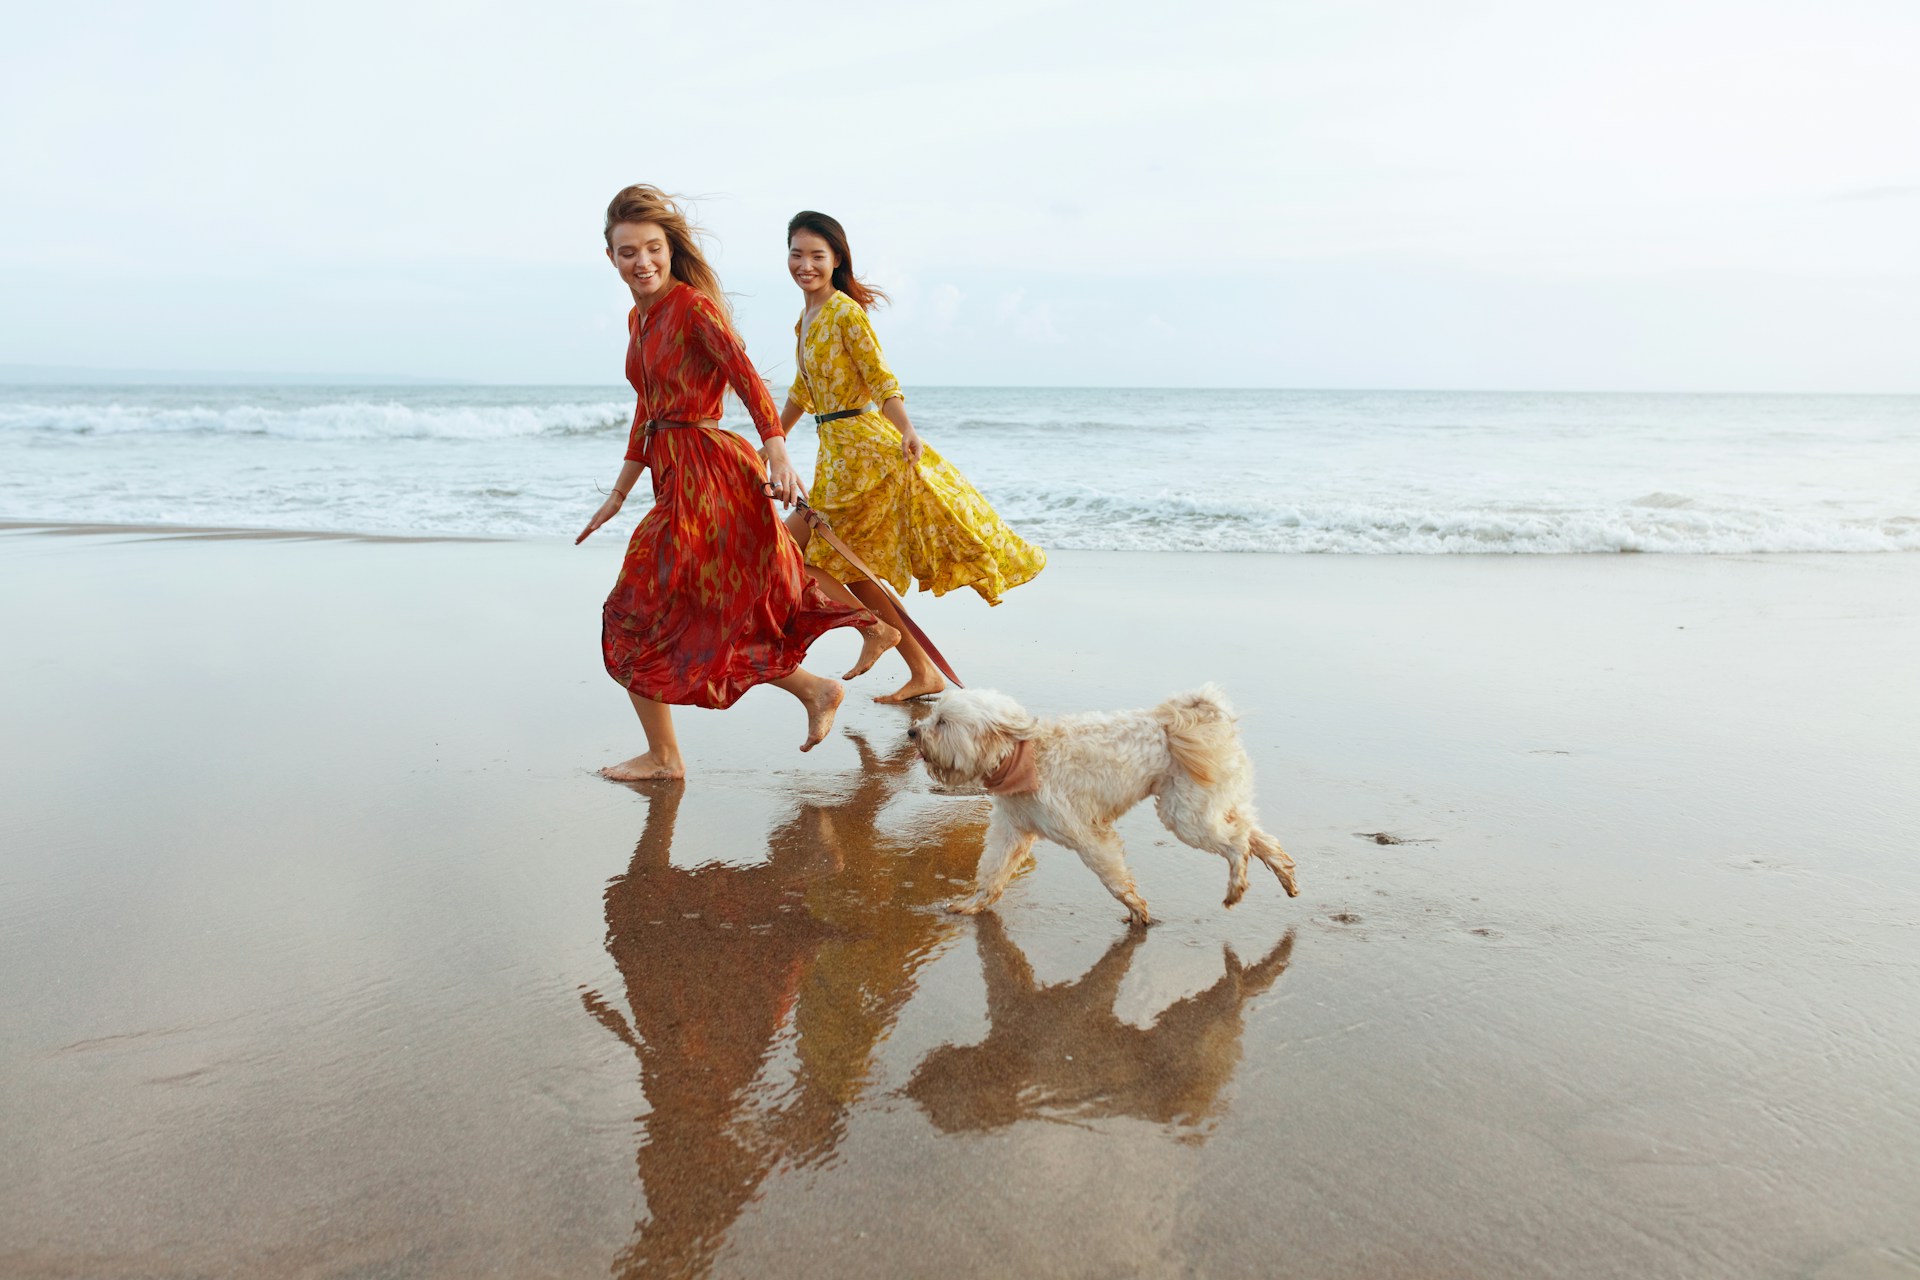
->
5, 385, 1917, 553
0, 399, 629, 440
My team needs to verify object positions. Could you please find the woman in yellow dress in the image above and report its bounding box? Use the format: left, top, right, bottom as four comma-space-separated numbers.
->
781, 210, 1046, 702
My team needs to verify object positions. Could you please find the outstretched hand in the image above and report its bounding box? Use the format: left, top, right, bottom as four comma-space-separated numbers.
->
901, 428, 924, 467
576, 492, 625, 544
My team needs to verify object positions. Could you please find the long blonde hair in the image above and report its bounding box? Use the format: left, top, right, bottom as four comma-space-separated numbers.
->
603, 185, 730, 318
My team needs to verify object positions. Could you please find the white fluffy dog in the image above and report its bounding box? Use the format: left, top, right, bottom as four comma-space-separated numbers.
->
908, 684, 1299, 926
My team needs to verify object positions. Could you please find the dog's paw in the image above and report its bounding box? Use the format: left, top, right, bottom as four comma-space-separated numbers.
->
946, 898, 988, 916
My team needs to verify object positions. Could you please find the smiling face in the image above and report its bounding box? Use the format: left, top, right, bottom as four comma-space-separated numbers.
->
788, 228, 836, 297
607, 220, 673, 303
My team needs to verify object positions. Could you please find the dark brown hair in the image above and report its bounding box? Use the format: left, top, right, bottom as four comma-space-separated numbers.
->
604, 185, 730, 317
787, 210, 888, 311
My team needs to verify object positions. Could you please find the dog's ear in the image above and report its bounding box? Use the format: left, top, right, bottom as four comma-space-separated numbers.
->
973, 690, 1039, 742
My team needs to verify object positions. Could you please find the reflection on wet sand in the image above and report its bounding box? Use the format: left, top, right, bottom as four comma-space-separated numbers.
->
579, 725, 986, 1280
907, 916, 1296, 1135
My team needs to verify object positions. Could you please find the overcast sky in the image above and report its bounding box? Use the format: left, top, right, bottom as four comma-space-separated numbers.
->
3, 0, 1916, 390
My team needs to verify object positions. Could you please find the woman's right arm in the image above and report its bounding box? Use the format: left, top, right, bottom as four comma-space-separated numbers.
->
576, 458, 643, 544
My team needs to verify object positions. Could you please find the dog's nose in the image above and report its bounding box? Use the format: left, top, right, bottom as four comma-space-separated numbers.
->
906, 725, 919, 739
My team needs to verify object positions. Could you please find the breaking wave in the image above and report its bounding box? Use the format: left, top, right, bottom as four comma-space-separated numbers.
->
5, 385, 1917, 553
1002, 490, 1920, 554
0, 399, 629, 440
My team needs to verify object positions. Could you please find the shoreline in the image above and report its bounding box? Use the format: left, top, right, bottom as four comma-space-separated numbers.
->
9, 515, 1920, 556
0, 518, 499, 544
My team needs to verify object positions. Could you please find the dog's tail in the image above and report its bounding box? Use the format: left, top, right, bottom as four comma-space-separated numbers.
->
1155, 683, 1239, 787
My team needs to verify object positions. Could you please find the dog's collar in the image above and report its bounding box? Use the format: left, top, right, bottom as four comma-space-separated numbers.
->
982, 739, 1039, 795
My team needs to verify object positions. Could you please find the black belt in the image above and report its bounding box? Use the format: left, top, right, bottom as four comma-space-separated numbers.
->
814, 406, 871, 425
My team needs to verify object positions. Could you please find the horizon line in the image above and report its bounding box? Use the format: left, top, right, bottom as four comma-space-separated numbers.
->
3, 365, 1918, 398
4, 381, 1919, 398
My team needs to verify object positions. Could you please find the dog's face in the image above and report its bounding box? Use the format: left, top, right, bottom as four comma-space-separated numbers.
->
908, 689, 1037, 786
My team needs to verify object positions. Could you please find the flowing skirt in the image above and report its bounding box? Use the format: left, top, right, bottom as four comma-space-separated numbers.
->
604, 426, 870, 709
803, 412, 1045, 604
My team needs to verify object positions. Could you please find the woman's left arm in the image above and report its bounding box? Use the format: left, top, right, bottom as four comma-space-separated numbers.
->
840, 305, 921, 465
688, 296, 806, 505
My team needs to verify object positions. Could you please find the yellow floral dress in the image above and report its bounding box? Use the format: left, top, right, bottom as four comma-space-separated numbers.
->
789, 291, 1045, 604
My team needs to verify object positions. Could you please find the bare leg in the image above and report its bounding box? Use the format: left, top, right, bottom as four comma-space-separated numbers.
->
769, 667, 844, 751
850, 581, 945, 703
949, 809, 1039, 915
601, 692, 686, 780
798, 565, 900, 679
786, 513, 901, 677
784, 508, 813, 550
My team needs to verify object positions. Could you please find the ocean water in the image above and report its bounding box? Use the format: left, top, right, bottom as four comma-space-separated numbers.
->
3, 385, 1917, 553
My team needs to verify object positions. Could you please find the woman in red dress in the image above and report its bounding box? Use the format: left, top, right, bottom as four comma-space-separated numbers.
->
576, 186, 897, 780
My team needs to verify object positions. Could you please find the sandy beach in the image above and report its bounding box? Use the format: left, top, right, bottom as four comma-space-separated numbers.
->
2, 522, 1917, 1279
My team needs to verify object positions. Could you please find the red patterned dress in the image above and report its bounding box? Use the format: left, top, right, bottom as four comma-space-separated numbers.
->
603, 281, 871, 708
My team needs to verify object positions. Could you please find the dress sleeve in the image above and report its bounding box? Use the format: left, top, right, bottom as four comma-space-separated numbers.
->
686, 291, 785, 441
787, 371, 813, 413
837, 299, 904, 406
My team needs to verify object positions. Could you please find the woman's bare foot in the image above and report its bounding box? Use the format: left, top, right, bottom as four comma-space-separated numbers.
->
800, 680, 845, 751
843, 621, 901, 680
600, 751, 685, 781
874, 672, 946, 704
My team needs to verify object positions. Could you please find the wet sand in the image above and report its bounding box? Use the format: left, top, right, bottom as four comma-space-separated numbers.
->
2, 523, 1917, 1279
